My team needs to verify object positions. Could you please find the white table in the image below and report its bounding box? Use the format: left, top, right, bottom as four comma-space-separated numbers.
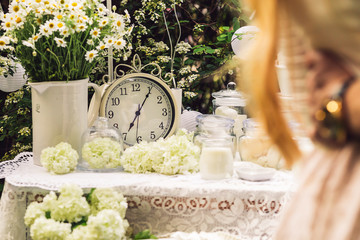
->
0, 152, 295, 240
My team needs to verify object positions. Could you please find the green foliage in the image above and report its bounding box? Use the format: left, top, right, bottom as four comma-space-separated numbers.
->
0, 86, 32, 161
133, 229, 158, 239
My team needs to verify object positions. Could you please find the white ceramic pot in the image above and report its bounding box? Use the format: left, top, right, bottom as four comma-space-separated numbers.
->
0, 64, 27, 92
29, 79, 101, 166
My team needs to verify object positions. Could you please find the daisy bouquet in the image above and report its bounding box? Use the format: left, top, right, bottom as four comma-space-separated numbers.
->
0, 0, 132, 82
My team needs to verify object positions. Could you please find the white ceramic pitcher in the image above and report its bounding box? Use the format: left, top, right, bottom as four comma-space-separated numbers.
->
29, 79, 101, 166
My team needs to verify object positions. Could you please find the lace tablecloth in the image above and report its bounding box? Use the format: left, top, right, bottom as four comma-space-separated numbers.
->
0, 152, 296, 240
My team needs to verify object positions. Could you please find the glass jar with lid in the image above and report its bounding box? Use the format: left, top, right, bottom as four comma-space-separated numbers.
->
238, 118, 284, 169
199, 138, 234, 180
194, 114, 236, 157
78, 117, 124, 172
212, 82, 247, 137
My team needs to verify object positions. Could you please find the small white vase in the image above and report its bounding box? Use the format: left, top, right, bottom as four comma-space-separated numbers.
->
171, 88, 182, 130
29, 79, 101, 166
0, 64, 27, 92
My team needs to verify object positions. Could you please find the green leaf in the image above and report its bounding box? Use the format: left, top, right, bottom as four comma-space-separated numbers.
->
205, 48, 215, 54
86, 188, 95, 203
193, 47, 205, 54
134, 229, 158, 239
45, 211, 51, 219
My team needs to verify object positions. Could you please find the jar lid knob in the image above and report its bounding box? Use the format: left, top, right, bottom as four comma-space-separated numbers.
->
227, 82, 236, 91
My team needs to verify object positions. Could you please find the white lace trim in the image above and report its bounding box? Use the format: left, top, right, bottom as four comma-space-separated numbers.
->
0, 152, 32, 179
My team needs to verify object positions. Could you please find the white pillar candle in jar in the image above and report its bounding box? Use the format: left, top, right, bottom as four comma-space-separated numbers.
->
200, 139, 234, 180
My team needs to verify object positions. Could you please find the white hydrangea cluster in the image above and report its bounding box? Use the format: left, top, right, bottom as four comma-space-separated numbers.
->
89, 188, 128, 218
40, 142, 79, 174
24, 184, 129, 240
30, 218, 72, 240
120, 129, 200, 174
81, 137, 122, 169
68, 209, 129, 240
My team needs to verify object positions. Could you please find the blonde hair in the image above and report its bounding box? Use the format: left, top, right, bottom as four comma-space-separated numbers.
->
243, 0, 301, 166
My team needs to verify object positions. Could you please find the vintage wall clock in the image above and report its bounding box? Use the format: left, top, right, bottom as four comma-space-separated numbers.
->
99, 72, 179, 147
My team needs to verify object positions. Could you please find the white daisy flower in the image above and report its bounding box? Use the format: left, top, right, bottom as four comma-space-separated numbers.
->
54, 37, 67, 47
39, 25, 52, 36
113, 38, 126, 49
97, 41, 107, 51
45, 20, 57, 31
104, 37, 115, 46
85, 50, 98, 63
99, 18, 108, 27
113, 15, 125, 31
22, 40, 35, 49
76, 23, 87, 32
90, 28, 101, 38
32, 34, 41, 42
87, 39, 94, 45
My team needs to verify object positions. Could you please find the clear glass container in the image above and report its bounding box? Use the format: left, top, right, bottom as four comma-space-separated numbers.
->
193, 114, 236, 157
199, 138, 234, 180
78, 117, 124, 172
212, 82, 247, 137
238, 118, 284, 169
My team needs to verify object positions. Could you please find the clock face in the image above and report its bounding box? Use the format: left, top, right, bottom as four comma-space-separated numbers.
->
100, 74, 178, 146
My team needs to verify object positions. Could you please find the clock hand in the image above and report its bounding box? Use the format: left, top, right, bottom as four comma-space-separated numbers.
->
136, 104, 140, 143
128, 86, 153, 132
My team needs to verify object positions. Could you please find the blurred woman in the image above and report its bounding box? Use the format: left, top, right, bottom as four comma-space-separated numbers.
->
243, 0, 360, 239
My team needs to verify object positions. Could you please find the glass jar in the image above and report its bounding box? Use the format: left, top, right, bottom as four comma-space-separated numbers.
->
193, 114, 236, 157
212, 82, 247, 137
78, 117, 124, 172
199, 138, 234, 180
238, 118, 284, 169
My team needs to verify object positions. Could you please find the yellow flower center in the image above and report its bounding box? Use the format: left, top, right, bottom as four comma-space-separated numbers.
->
13, 5, 20, 12
60, 0, 65, 4
102, 20, 107, 25
37, 18, 42, 24
49, 23, 54, 28
5, 22, 11, 28
100, 45, 105, 50
70, 15, 75, 19
57, 15, 63, 19
93, 31, 98, 36
57, 22, 63, 28
116, 41, 122, 45
16, 17, 22, 23
33, 35, 39, 41
44, 29, 48, 33
72, 2, 77, 7
44, 0, 49, 4
36, 0, 41, 3
89, 53, 94, 58
79, 25, 84, 30
117, 21, 121, 27
107, 39, 113, 44
0, 41, 5, 46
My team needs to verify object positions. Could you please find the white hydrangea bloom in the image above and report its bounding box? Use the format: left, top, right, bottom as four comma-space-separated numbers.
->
90, 188, 128, 218
40, 142, 79, 174
82, 137, 122, 169
86, 209, 129, 240
51, 185, 90, 223
24, 202, 45, 227
120, 129, 200, 174
30, 217, 71, 240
